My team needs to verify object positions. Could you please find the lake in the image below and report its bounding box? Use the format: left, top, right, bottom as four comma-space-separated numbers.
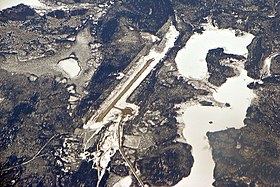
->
0, 0, 45, 10
175, 21, 255, 187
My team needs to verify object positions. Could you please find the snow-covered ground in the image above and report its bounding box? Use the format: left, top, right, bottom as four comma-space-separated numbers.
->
58, 58, 81, 79
175, 21, 255, 187
0, 0, 46, 10
113, 176, 132, 187
261, 53, 279, 78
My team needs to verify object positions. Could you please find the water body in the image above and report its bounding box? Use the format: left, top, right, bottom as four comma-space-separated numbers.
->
58, 58, 81, 78
175, 23, 254, 80
175, 23, 255, 187
0, 0, 45, 10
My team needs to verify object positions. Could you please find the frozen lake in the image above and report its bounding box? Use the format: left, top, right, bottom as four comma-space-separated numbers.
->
175, 23, 254, 80
58, 58, 81, 78
175, 22, 255, 187
0, 0, 45, 10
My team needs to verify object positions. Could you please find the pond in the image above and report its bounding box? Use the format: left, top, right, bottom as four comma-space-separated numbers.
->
58, 58, 81, 79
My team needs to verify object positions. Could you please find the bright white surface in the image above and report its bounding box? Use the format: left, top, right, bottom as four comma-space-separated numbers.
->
116, 72, 125, 80
261, 53, 279, 78
175, 23, 254, 80
113, 176, 132, 187
176, 70, 255, 187
0, 0, 45, 10
175, 22, 255, 187
58, 58, 81, 78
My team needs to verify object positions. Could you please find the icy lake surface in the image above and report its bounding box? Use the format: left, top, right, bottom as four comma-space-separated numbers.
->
175, 24, 254, 80
58, 58, 81, 78
0, 0, 45, 10
175, 23, 255, 187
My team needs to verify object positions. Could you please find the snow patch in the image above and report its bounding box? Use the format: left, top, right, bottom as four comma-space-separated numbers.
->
115, 72, 125, 80
0, 0, 46, 10
140, 32, 160, 43
113, 176, 132, 187
261, 53, 279, 78
58, 58, 81, 78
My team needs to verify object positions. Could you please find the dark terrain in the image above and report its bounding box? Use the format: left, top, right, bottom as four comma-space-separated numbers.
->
0, 0, 279, 186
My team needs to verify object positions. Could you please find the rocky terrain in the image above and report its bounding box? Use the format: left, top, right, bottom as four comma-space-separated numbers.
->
0, 0, 279, 186
206, 48, 244, 86
207, 77, 280, 185
0, 69, 89, 186
203, 1, 280, 186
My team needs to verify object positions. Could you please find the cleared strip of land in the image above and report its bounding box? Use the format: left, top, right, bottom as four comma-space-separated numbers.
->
85, 18, 178, 126
95, 58, 154, 122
